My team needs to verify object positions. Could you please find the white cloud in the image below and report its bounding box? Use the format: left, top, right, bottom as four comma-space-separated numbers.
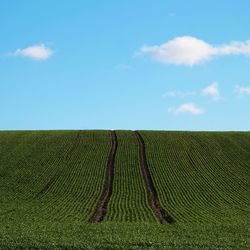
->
235, 85, 250, 95
169, 103, 204, 115
163, 91, 196, 98
202, 82, 220, 100
138, 36, 250, 66
13, 44, 53, 60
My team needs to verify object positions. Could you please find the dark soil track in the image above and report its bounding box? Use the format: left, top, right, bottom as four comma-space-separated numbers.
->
134, 131, 174, 224
88, 130, 118, 223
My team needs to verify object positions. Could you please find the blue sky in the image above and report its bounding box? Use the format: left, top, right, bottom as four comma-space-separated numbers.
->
1, 0, 250, 131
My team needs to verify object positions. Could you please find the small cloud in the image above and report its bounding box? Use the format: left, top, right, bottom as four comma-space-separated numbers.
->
169, 13, 175, 17
169, 103, 204, 115
137, 36, 250, 66
163, 91, 196, 98
13, 44, 53, 60
202, 82, 220, 101
235, 85, 250, 95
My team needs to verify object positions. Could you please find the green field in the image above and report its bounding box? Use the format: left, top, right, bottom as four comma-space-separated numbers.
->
0, 130, 249, 249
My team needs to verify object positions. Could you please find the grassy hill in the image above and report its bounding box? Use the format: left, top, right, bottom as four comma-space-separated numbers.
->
0, 130, 249, 249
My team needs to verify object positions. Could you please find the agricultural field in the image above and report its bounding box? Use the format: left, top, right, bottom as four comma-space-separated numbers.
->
0, 130, 250, 249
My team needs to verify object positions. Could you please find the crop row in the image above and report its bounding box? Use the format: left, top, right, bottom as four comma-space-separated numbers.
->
187, 133, 250, 210
31, 131, 111, 223
104, 131, 156, 222
140, 131, 250, 225
0, 131, 111, 223
1, 130, 249, 226
0, 131, 77, 208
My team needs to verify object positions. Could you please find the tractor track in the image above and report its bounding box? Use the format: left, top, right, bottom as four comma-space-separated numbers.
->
134, 131, 174, 224
88, 130, 118, 223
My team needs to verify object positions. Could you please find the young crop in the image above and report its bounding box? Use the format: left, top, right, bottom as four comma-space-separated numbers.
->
0, 130, 249, 249
140, 131, 250, 225
104, 131, 156, 222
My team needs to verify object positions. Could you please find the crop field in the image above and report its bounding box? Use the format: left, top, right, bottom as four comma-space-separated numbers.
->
0, 130, 250, 249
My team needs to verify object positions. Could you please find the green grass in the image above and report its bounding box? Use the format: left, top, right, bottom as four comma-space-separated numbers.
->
0, 130, 250, 249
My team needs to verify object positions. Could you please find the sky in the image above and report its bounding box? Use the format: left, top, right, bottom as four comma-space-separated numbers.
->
1, 0, 250, 131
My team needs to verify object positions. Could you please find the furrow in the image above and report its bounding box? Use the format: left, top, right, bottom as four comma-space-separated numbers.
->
88, 130, 117, 223
134, 131, 173, 224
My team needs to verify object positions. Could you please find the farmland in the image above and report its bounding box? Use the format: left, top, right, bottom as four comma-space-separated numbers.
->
0, 130, 250, 249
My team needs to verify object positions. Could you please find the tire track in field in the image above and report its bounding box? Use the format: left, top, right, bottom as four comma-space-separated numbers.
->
88, 130, 118, 223
134, 131, 174, 224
